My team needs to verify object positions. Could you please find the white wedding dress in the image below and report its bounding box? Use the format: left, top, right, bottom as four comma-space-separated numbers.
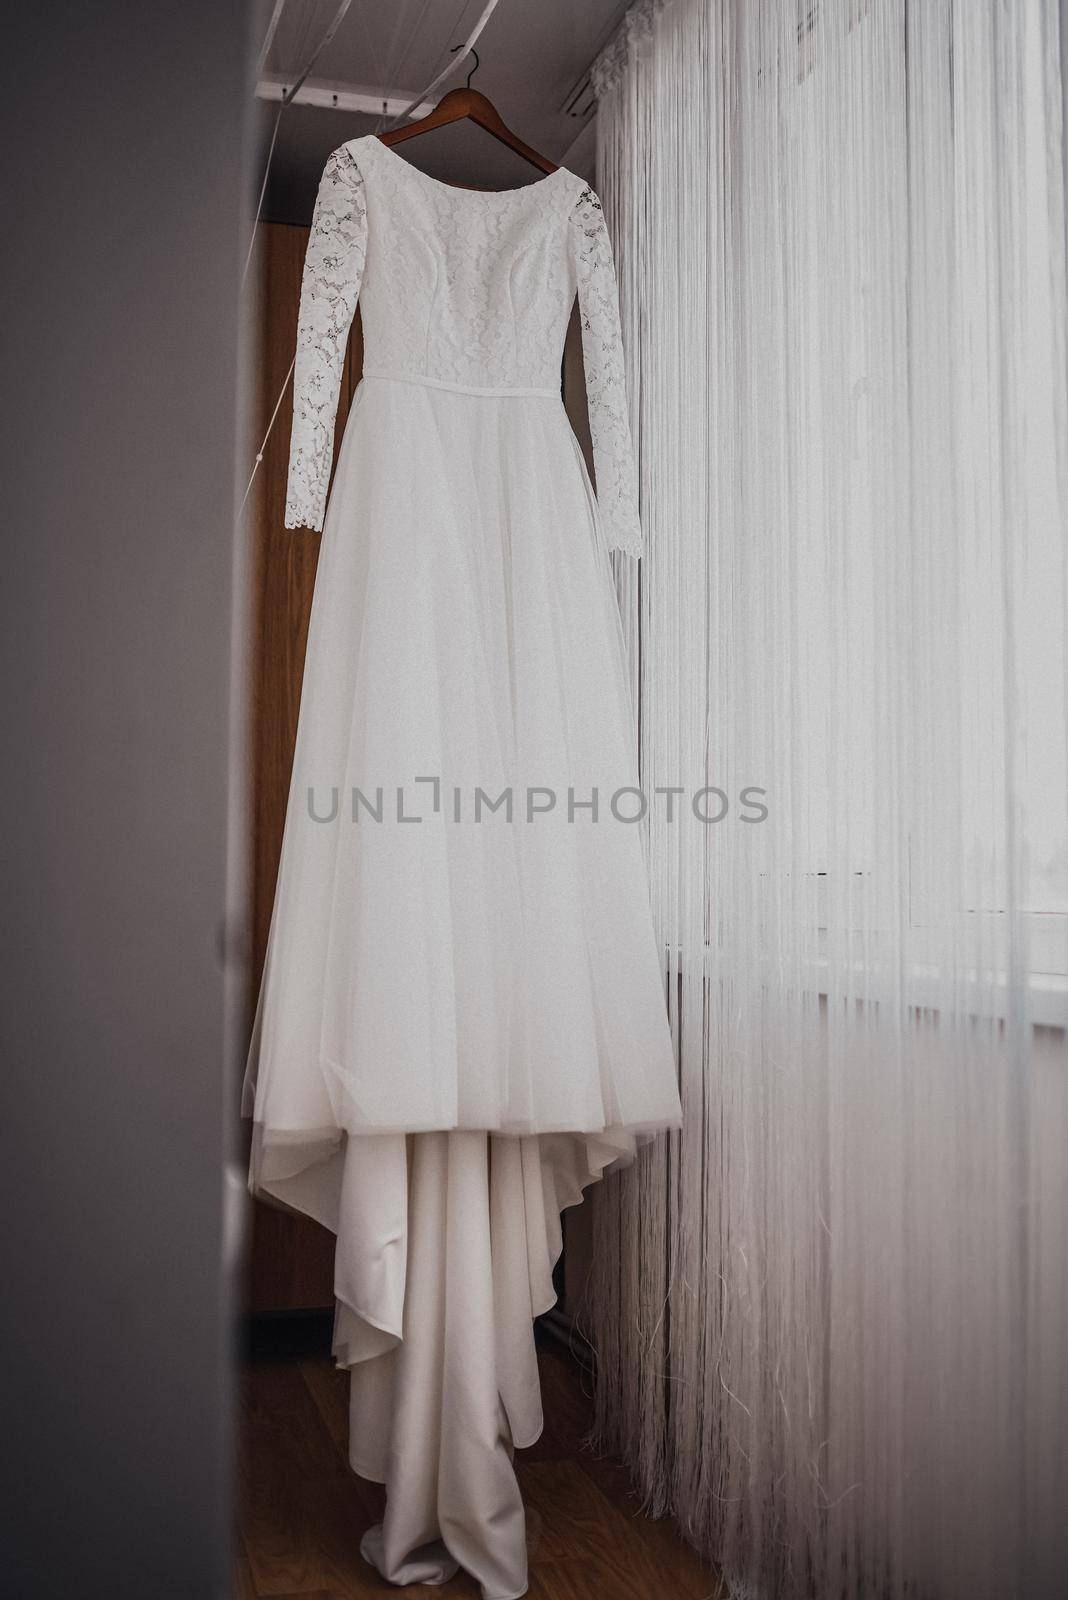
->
243, 134, 681, 1599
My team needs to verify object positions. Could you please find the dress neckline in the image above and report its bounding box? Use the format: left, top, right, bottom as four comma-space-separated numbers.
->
364, 135, 573, 201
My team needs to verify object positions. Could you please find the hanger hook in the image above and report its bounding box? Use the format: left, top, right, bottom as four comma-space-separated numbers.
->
449, 44, 479, 89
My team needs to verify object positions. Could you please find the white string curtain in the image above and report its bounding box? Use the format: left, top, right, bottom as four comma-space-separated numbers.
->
587, 4, 1068, 1597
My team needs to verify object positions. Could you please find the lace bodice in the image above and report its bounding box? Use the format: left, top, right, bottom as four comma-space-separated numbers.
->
285, 134, 642, 554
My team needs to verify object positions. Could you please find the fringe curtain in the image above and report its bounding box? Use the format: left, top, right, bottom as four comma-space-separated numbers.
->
587, 4, 1068, 1597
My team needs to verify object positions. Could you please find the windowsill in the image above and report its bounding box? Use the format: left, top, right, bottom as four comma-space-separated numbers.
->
805, 955, 1068, 1030
683, 951, 1068, 1030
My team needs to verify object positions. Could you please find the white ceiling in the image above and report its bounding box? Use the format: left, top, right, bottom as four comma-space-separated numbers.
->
256, 0, 628, 224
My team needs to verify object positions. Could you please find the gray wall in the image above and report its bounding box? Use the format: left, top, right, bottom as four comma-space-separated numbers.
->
0, 4, 254, 1596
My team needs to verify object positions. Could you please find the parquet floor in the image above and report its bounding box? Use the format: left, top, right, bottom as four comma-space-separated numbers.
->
235, 1315, 722, 1600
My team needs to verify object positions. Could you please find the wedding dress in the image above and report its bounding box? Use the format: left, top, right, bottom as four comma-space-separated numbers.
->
243, 134, 681, 1600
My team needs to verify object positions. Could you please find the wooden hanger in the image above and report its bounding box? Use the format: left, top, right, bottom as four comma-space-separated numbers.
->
378, 53, 556, 177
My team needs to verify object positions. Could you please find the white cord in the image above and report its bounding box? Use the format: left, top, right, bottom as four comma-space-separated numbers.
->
382, 0, 504, 127
242, 0, 357, 287
241, 0, 508, 519
255, 0, 289, 79
374, 0, 438, 128
239, 354, 295, 516
238, 0, 358, 516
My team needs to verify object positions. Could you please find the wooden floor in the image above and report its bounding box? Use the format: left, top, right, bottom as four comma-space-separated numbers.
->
235, 1314, 722, 1600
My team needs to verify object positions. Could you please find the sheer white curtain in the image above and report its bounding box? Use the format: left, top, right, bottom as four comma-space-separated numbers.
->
588, 4, 1068, 1597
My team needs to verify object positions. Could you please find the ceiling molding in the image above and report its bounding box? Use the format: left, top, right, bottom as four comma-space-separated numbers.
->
257, 73, 433, 119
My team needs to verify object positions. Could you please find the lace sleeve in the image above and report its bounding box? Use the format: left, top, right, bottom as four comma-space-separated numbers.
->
569, 187, 642, 557
285, 144, 367, 531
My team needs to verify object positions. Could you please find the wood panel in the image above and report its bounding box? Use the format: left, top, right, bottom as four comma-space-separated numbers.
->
246, 221, 363, 1313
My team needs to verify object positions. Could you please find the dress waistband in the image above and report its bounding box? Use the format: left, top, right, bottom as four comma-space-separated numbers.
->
361, 367, 560, 400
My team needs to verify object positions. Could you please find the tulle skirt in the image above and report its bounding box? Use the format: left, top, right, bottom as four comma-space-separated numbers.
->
244, 373, 682, 1178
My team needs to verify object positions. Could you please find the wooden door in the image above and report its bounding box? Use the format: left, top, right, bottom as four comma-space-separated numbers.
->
245, 221, 363, 1313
